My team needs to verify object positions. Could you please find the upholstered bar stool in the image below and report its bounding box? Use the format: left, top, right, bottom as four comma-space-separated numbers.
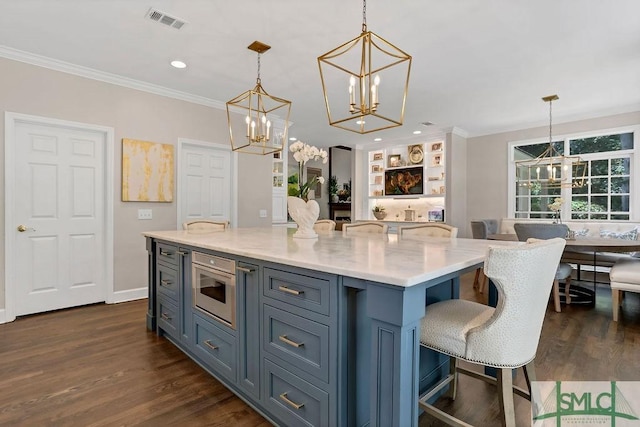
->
182, 219, 229, 231
397, 223, 458, 238
418, 238, 566, 427
514, 223, 572, 312
342, 221, 388, 235
610, 258, 640, 321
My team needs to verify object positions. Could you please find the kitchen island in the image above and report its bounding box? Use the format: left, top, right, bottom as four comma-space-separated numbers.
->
144, 227, 517, 427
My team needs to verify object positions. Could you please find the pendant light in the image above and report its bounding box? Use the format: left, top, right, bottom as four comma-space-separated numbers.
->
226, 41, 291, 155
317, 0, 412, 134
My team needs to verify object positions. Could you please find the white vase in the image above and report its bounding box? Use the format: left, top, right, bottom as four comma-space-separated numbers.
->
287, 196, 319, 239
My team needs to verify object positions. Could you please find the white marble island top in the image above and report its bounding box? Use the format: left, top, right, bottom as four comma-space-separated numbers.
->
143, 227, 519, 287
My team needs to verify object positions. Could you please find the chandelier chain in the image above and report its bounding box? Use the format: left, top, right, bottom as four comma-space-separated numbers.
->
362, 0, 367, 32
256, 53, 261, 84
549, 98, 553, 146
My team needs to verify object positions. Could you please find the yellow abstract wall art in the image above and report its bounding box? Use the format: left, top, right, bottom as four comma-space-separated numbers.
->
122, 138, 174, 202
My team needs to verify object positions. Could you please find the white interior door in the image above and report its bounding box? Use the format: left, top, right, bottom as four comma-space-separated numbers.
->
11, 119, 106, 316
179, 141, 232, 227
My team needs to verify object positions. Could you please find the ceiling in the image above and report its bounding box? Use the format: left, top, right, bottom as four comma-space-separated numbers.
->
1, 0, 639, 148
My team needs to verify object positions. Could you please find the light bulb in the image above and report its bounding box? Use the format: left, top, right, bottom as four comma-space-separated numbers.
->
374, 74, 380, 85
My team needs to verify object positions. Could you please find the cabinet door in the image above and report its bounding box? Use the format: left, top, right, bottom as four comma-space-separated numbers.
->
237, 262, 260, 400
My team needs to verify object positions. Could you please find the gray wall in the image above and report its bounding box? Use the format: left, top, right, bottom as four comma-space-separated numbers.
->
464, 111, 640, 236
446, 131, 468, 236
0, 57, 270, 309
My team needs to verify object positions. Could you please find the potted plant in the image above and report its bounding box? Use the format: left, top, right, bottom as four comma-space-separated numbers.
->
329, 175, 339, 203
372, 205, 387, 220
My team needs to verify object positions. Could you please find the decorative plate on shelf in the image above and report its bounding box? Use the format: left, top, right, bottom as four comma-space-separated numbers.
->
408, 145, 424, 165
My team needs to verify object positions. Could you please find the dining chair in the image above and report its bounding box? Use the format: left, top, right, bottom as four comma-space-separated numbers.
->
418, 237, 566, 427
513, 223, 572, 312
342, 221, 388, 235
182, 219, 229, 232
313, 219, 336, 232
397, 223, 458, 239
610, 258, 640, 321
470, 219, 499, 292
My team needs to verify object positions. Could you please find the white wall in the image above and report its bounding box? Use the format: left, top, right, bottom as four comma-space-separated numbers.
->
0, 57, 271, 309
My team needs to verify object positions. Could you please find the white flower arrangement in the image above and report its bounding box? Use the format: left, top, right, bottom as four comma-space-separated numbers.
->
289, 141, 328, 200
548, 197, 563, 223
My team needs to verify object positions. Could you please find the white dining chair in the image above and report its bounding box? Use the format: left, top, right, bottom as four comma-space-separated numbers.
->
397, 223, 458, 239
342, 221, 388, 235
182, 219, 229, 232
313, 219, 336, 232
470, 219, 499, 293
418, 237, 566, 427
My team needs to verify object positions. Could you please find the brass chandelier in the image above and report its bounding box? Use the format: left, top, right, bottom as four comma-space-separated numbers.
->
226, 41, 291, 155
516, 95, 587, 189
317, 0, 412, 134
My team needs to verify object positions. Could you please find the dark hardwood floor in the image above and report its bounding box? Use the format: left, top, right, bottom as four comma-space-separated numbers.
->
1, 273, 639, 426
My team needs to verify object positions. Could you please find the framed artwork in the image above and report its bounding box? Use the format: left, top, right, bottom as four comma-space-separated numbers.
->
374, 175, 383, 185
371, 164, 382, 173
428, 209, 444, 222
122, 138, 174, 202
373, 152, 383, 161
384, 167, 423, 195
432, 154, 442, 166
387, 154, 401, 168
431, 142, 443, 151
408, 144, 424, 165
307, 167, 322, 196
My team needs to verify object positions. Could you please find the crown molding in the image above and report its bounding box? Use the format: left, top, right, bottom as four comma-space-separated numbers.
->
0, 45, 226, 110
441, 126, 469, 138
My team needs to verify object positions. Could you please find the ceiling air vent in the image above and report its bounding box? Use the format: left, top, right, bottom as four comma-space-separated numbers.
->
145, 8, 187, 30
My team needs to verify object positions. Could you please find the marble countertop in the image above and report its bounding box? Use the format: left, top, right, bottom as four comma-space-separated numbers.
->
143, 227, 519, 287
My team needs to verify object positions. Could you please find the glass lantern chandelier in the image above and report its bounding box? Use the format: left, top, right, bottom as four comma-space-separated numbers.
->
317, 0, 412, 134
226, 41, 291, 155
516, 95, 587, 189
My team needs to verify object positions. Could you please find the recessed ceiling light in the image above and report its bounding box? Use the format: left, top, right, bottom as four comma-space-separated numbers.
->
374, 138, 382, 142
413, 130, 422, 135
170, 60, 187, 69
356, 120, 365, 125
289, 137, 297, 141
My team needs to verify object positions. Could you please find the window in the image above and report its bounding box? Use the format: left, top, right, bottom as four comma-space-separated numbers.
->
510, 128, 638, 221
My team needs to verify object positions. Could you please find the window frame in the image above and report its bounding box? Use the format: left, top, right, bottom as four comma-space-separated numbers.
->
508, 125, 640, 222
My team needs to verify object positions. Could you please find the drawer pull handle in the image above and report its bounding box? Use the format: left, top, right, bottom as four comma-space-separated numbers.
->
177, 251, 189, 256
279, 392, 304, 410
160, 250, 173, 257
278, 286, 304, 296
279, 335, 304, 348
237, 266, 255, 273
204, 340, 218, 350
160, 279, 172, 286
161, 313, 172, 321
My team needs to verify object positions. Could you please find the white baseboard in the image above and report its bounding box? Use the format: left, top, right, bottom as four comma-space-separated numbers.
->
0, 309, 6, 324
110, 287, 148, 304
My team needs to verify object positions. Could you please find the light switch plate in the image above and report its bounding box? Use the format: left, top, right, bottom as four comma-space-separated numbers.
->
259, 209, 267, 218
138, 209, 153, 220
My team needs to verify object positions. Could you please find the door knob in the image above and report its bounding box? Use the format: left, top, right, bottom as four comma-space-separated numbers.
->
17, 225, 35, 232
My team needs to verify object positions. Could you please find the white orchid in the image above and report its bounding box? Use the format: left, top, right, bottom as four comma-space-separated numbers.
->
289, 141, 328, 200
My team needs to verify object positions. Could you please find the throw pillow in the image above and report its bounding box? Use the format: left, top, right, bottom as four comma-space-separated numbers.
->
599, 228, 639, 240
571, 228, 589, 237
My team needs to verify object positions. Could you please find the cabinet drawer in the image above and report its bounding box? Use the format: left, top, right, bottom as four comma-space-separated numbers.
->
193, 314, 237, 382
156, 242, 179, 267
264, 305, 329, 383
263, 359, 329, 427
157, 296, 179, 340
263, 268, 332, 316
157, 263, 178, 301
